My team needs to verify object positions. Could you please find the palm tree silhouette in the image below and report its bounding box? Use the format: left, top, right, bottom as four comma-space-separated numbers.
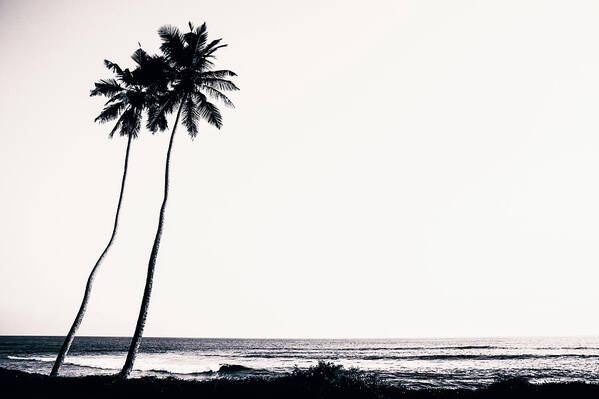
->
118, 22, 238, 378
51, 49, 169, 377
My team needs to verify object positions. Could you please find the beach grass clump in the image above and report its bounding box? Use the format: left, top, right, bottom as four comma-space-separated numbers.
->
287, 361, 394, 398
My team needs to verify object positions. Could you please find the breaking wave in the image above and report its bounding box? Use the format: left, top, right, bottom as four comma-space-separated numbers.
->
6, 355, 259, 376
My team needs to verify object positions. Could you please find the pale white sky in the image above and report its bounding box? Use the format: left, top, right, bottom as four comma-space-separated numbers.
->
1, 0, 599, 338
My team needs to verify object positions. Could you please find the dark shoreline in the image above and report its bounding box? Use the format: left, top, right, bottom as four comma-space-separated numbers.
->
3, 363, 599, 399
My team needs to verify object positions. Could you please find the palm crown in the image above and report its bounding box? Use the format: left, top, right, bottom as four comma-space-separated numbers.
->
148, 22, 238, 135
91, 48, 170, 137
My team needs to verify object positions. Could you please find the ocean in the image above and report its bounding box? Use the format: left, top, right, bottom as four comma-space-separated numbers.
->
1, 336, 599, 389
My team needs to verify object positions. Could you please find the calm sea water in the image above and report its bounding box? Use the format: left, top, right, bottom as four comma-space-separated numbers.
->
1, 336, 599, 389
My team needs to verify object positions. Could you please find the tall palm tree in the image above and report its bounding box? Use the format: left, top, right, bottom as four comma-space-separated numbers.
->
51, 49, 169, 377
118, 22, 238, 378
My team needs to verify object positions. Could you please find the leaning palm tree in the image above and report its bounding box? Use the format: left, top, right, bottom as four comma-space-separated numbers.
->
51, 49, 169, 377
118, 22, 238, 378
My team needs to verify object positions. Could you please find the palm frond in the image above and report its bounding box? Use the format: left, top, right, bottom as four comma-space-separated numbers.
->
194, 22, 208, 51
197, 57, 215, 71
203, 39, 222, 52
104, 60, 124, 75
109, 119, 122, 138
106, 107, 129, 138
119, 107, 142, 138
158, 25, 186, 64
202, 40, 226, 58
146, 97, 172, 133
90, 79, 122, 97
131, 48, 149, 67
197, 93, 223, 129
182, 95, 200, 136
186, 23, 208, 67
200, 70, 237, 79
119, 68, 135, 86
200, 85, 234, 108
193, 39, 222, 68
201, 78, 239, 92
94, 102, 125, 123
151, 112, 168, 133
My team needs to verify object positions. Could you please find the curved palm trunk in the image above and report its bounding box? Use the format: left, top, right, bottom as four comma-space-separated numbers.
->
51, 133, 133, 377
118, 101, 185, 379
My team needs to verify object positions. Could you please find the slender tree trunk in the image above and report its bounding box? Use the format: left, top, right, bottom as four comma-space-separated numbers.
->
50, 133, 133, 377
118, 100, 185, 379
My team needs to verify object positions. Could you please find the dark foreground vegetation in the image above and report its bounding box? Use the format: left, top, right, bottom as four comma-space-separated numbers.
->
2, 362, 599, 399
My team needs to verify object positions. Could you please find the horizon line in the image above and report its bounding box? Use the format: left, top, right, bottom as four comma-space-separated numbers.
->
2, 334, 598, 340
